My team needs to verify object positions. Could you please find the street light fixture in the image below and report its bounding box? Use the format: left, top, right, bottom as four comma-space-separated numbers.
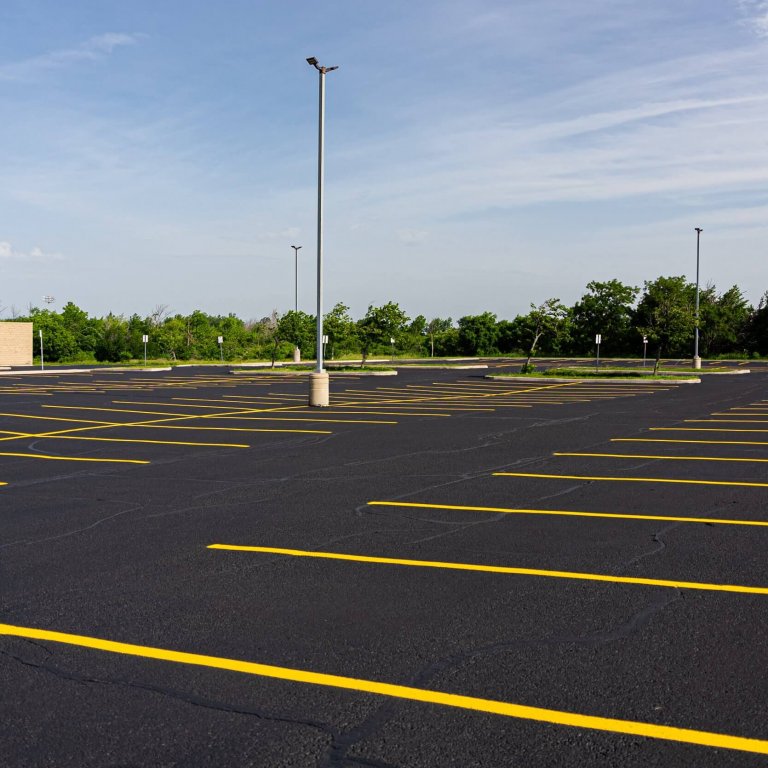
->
693, 227, 703, 370
291, 245, 302, 363
306, 56, 338, 407
291, 245, 302, 313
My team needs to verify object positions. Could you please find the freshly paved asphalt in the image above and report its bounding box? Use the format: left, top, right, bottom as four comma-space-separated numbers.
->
2, 365, 768, 767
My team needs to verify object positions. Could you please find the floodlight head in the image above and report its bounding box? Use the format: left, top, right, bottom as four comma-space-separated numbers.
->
306, 57, 319, 67
695, 227, 703, 233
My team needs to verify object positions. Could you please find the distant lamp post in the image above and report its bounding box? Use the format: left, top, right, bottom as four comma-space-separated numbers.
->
291, 245, 302, 363
693, 227, 703, 370
306, 56, 338, 406
43, 295, 55, 306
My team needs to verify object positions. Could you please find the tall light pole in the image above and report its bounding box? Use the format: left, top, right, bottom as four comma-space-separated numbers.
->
291, 245, 302, 313
693, 227, 703, 370
291, 245, 302, 363
306, 56, 338, 407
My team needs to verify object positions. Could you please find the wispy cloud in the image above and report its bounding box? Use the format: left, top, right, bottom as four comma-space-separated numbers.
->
0, 33, 144, 81
738, 0, 768, 36
0, 241, 63, 262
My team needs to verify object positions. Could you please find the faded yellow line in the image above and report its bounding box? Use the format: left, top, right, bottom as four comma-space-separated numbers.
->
0, 452, 148, 464
686, 419, 768, 424
492, 472, 768, 488
0, 430, 248, 448
2, 625, 767, 755
651, 428, 768, 434
554, 452, 768, 464
613, 438, 768, 447
368, 500, 768, 527
208, 544, 768, 596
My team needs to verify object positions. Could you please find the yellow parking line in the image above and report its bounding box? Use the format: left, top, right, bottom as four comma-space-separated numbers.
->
492, 472, 768, 487
0, 430, 248, 448
554, 452, 768, 464
0, 452, 148, 464
2, 625, 767, 755
368, 500, 768, 527
613, 438, 768, 447
686, 419, 768, 424
208, 544, 768, 596
651, 428, 768, 433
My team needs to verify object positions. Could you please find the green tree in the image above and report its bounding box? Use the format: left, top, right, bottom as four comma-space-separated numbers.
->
699, 284, 751, 357
278, 311, 315, 358
357, 302, 410, 364
520, 298, 568, 370
28, 308, 78, 362
569, 279, 639, 356
457, 312, 498, 356
634, 276, 694, 373
60, 301, 99, 355
426, 317, 453, 357
746, 292, 768, 356
94, 314, 130, 362
324, 303, 358, 359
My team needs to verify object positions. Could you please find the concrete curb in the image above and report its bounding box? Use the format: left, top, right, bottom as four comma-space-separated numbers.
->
485, 375, 701, 384
230, 368, 398, 377
396, 364, 489, 370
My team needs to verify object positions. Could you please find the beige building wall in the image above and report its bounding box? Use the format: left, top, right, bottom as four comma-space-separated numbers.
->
0, 322, 33, 366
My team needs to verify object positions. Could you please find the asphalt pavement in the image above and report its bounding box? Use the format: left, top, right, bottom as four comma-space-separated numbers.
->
2, 366, 768, 767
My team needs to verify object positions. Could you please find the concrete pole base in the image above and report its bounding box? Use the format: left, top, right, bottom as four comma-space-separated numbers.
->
693, 356, 702, 370
293, 347, 301, 363
309, 371, 330, 407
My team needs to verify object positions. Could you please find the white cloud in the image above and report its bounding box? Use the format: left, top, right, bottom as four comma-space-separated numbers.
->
0, 33, 145, 81
738, 0, 768, 36
0, 241, 63, 261
397, 229, 428, 245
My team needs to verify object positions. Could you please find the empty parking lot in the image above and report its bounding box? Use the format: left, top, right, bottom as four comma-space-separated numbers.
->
2, 367, 768, 766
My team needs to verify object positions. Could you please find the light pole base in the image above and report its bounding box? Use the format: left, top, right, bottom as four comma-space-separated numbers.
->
693, 356, 702, 370
309, 371, 329, 407
293, 346, 301, 363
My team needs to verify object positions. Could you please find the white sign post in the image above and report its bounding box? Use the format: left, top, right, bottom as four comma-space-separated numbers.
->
39, 329, 44, 371
142, 335, 149, 366
217, 336, 224, 362
595, 334, 602, 370
643, 335, 648, 367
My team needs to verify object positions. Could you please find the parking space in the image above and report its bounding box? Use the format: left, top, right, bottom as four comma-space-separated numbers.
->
2, 367, 768, 766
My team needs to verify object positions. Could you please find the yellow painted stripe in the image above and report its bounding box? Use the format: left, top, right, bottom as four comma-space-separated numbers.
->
554, 452, 768, 464
0, 452, 148, 464
1, 623, 767, 755
492, 472, 768, 488
367, 500, 768, 528
208, 544, 768, 596
686, 419, 768, 424
0, 430, 248, 448
613, 438, 768, 447
651, 428, 768, 434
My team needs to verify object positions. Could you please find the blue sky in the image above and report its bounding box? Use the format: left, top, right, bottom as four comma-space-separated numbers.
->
1, 0, 767, 322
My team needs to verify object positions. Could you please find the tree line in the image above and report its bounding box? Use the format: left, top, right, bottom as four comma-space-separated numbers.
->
4, 276, 768, 364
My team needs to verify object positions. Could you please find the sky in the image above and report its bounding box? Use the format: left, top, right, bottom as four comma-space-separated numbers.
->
1, 0, 767, 323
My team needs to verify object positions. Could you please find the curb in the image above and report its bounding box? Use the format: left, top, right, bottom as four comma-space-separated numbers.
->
485, 375, 701, 384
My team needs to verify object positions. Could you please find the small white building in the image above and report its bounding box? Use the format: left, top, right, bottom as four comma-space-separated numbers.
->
0, 322, 33, 366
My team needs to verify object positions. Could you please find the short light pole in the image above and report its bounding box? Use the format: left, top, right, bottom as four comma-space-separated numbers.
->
291, 245, 302, 363
39, 329, 44, 371
693, 227, 703, 370
306, 56, 338, 407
